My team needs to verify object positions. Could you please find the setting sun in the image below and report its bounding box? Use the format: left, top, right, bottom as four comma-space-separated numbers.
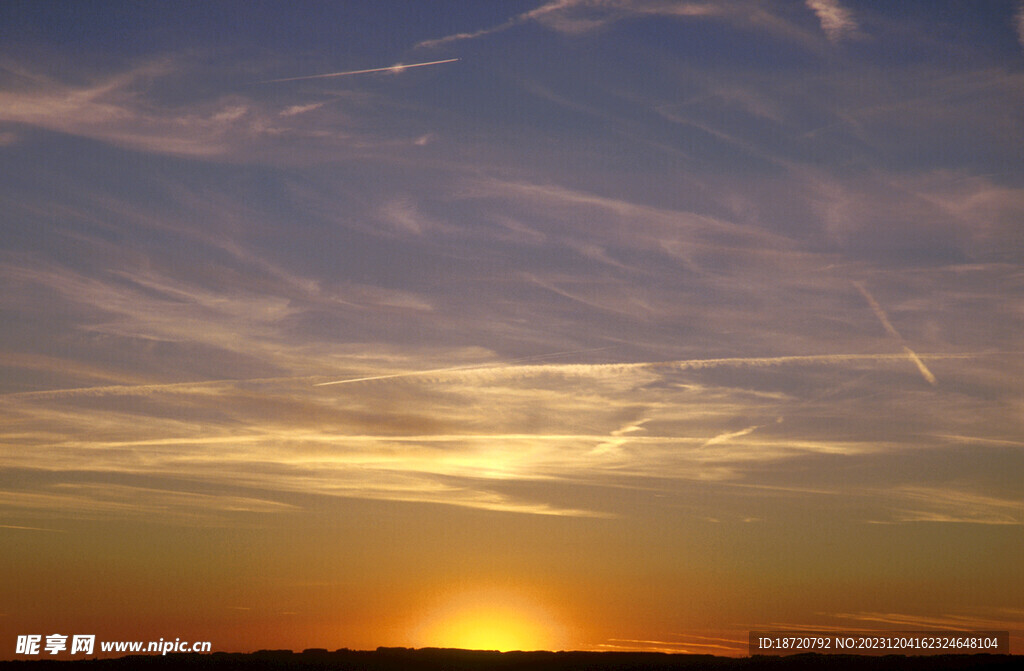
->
412, 592, 566, 652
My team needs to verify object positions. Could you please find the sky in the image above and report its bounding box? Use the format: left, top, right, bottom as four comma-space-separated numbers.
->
1, 0, 1023, 658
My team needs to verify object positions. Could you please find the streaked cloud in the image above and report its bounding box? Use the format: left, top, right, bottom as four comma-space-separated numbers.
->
0, 523, 65, 533
0, 56, 439, 160
883, 486, 1023, 526
3, 343, 1019, 523
599, 634, 746, 655
416, 0, 824, 49
280, 102, 326, 117
833, 609, 1024, 631
701, 424, 763, 449
0, 59, 235, 156
521, 0, 722, 36
805, 0, 859, 43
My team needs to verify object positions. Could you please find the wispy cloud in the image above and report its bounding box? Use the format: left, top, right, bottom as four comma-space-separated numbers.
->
416, 0, 820, 50
833, 609, 1024, 631
599, 635, 746, 655
805, 0, 859, 43
0, 485, 298, 522
0, 254, 439, 383
701, 424, 762, 449
0, 59, 237, 156
592, 417, 650, 456
0, 56, 421, 160
0, 523, 66, 533
521, 0, 722, 35
3, 339, 1016, 524
884, 486, 1023, 526
279, 102, 326, 117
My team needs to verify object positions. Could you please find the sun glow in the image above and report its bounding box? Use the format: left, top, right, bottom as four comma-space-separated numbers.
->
412, 591, 566, 652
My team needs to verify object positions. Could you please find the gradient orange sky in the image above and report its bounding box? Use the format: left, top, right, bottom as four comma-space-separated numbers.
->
2, 0, 1023, 658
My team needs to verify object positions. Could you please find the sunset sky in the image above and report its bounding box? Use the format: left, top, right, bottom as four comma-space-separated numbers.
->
2, 0, 1023, 658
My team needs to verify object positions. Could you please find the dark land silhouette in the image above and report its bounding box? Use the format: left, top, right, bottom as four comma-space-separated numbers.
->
0, 648, 1018, 670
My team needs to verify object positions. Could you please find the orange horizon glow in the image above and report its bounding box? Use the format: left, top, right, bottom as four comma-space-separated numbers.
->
407, 589, 571, 652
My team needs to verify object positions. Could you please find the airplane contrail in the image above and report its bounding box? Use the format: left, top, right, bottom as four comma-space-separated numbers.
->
313, 351, 997, 388
0, 349, 612, 399
853, 281, 901, 339
853, 281, 937, 385
902, 346, 938, 386
314, 346, 615, 387
0, 524, 66, 533
1, 351, 1007, 400
0, 375, 322, 401
258, 58, 459, 84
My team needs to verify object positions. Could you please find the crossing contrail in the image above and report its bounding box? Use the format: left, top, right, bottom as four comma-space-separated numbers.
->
258, 58, 459, 84
853, 281, 937, 385
902, 346, 938, 386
